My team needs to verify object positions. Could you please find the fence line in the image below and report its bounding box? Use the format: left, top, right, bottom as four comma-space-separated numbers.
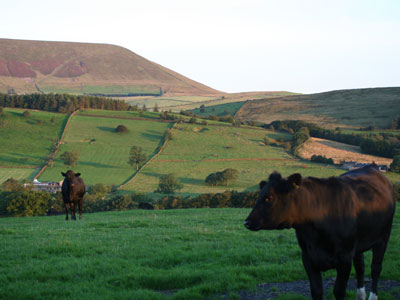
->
33, 110, 78, 180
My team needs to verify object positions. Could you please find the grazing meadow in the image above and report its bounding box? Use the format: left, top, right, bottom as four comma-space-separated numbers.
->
38, 114, 173, 186
123, 123, 346, 197
1, 208, 399, 300
0, 108, 67, 167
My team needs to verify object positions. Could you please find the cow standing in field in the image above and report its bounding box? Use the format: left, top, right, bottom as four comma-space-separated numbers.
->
244, 165, 395, 300
61, 170, 85, 221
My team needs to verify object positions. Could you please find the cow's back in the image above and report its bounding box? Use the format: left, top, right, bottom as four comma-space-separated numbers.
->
340, 165, 395, 252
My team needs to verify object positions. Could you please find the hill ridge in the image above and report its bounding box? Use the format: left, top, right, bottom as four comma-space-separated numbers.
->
0, 38, 221, 96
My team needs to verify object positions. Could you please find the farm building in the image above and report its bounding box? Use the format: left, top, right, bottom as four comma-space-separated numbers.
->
342, 161, 388, 172
24, 179, 62, 193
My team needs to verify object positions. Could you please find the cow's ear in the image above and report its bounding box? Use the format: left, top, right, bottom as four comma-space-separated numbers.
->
61, 172, 66, 177
259, 180, 267, 190
75, 173, 81, 177
269, 171, 282, 182
288, 173, 302, 189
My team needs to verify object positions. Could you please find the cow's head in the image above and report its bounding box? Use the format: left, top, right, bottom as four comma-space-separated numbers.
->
61, 170, 81, 190
244, 172, 302, 231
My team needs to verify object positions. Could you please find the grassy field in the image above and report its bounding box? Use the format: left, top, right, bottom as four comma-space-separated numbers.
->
0, 108, 67, 167
38, 114, 172, 186
41, 85, 161, 96
1, 208, 399, 300
123, 123, 346, 197
236, 87, 400, 129
0, 167, 37, 183
191, 101, 245, 117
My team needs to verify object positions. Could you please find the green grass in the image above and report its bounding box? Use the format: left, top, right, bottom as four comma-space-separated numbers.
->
38, 115, 173, 186
1, 208, 399, 300
123, 123, 345, 196
76, 109, 161, 119
191, 101, 245, 117
0, 167, 37, 183
0, 108, 67, 167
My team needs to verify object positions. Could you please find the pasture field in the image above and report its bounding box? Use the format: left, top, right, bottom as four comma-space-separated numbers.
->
41, 85, 161, 96
122, 95, 220, 110
76, 109, 161, 120
191, 101, 245, 117
0, 167, 37, 183
38, 115, 173, 186
123, 123, 345, 197
1, 208, 399, 300
236, 87, 400, 129
0, 108, 67, 167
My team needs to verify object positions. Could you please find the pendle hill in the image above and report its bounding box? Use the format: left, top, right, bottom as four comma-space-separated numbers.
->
0, 38, 221, 96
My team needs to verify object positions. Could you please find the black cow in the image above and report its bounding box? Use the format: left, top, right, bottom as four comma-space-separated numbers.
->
61, 170, 85, 221
244, 165, 395, 300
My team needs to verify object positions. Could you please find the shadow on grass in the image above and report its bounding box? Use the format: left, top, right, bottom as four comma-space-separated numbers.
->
97, 126, 116, 133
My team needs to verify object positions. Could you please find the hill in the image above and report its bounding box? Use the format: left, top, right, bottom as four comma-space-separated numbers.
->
235, 87, 400, 129
0, 38, 221, 96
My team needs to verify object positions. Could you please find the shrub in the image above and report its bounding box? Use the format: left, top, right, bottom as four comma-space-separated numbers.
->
311, 155, 334, 165
205, 168, 239, 186
116, 125, 128, 133
155, 174, 183, 194
23, 110, 31, 117
390, 155, 400, 173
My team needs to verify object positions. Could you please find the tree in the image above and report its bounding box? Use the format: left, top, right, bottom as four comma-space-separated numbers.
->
2, 178, 23, 192
60, 150, 79, 167
155, 173, 183, 194
390, 155, 400, 173
128, 146, 147, 170
205, 168, 239, 186
153, 104, 159, 112
116, 124, 128, 133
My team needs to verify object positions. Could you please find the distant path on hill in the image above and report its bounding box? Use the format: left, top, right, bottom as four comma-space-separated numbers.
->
33, 110, 78, 180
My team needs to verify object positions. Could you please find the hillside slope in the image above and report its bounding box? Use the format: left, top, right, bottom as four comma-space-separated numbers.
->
235, 87, 400, 129
0, 38, 221, 96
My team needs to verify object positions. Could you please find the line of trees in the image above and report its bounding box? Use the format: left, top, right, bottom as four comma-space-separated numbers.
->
0, 93, 131, 113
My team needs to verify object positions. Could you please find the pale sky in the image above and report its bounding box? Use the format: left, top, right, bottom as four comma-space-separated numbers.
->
1, 0, 399, 94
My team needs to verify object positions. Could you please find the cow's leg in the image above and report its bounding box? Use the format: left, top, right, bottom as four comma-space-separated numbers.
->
78, 199, 82, 219
71, 202, 76, 220
370, 240, 389, 300
302, 254, 323, 300
64, 202, 69, 221
354, 252, 366, 300
334, 260, 352, 300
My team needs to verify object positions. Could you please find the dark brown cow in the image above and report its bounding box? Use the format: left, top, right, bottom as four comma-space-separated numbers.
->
61, 170, 85, 221
244, 165, 395, 300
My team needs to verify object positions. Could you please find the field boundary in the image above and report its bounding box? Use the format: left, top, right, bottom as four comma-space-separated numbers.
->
155, 158, 297, 163
33, 110, 78, 180
118, 122, 177, 189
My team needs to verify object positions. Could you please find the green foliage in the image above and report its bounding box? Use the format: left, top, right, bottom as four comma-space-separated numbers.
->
292, 127, 310, 151
23, 110, 31, 117
0, 93, 130, 113
128, 146, 147, 170
390, 155, 400, 173
60, 150, 79, 167
1, 190, 52, 217
88, 183, 111, 196
164, 128, 173, 141
2, 178, 23, 192
311, 155, 334, 165
155, 173, 183, 194
205, 168, 239, 186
